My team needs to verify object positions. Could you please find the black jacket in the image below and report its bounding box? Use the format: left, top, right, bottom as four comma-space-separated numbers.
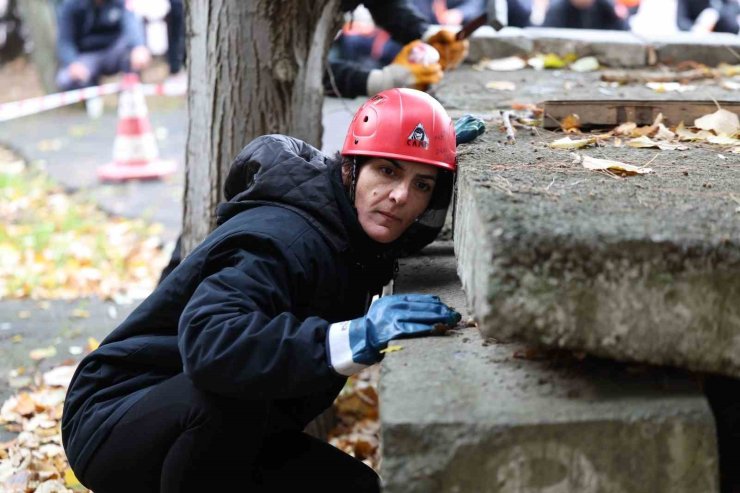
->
62, 135, 402, 475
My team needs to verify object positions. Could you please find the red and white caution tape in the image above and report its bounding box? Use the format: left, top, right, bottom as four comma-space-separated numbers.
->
0, 80, 187, 123
0, 83, 121, 123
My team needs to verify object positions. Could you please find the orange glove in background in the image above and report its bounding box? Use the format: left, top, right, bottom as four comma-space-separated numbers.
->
391, 40, 443, 90
367, 40, 443, 94
424, 29, 469, 70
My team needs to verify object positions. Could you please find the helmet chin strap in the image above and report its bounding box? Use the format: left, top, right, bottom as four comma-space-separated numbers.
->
349, 157, 358, 205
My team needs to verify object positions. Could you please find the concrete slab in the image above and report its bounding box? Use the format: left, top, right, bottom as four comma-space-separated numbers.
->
435, 65, 737, 116
468, 27, 647, 67
467, 26, 533, 62
527, 28, 648, 68
637, 32, 740, 67
452, 130, 740, 377
381, 243, 718, 492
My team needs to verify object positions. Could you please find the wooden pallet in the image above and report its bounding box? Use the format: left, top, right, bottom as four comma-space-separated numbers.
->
541, 99, 740, 129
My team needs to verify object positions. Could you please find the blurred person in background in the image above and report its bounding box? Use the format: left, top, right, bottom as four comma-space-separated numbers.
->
333, 0, 527, 74
630, 0, 679, 35
325, 0, 468, 98
676, 0, 739, 33
165, 0, 185, 78
55, 0, 150, 91
542, 0, 630, 29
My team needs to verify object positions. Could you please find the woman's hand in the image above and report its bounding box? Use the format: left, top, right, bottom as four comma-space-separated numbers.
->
327, 294, 461, 376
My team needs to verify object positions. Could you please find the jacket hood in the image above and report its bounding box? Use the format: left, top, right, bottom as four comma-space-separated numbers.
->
218, 135, 351, 253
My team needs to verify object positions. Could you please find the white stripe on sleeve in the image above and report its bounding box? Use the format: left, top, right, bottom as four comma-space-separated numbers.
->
328, 320, 369, 377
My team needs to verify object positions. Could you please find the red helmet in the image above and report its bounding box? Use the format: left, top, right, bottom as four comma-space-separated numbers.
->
341, 88, 456, 172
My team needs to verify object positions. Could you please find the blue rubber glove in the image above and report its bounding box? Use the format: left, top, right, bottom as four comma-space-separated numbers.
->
327, 294, 461, 376
455, 114, 486, 145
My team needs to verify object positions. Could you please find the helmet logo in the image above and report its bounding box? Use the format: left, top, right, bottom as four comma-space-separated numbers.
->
407, 123, 429, 149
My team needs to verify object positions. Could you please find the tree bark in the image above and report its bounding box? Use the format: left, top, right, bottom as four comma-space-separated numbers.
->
183, 0, 341, 255
15, 0, 58, 93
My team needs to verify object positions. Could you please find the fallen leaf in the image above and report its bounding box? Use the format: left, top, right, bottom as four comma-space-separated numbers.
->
675, 122, 714, 141
614, 122, 637, 135
380, 345, 403, 354
717, 63, 740, 77
628, 135, 687, 150
70, 309, 90, 319
646, 82, 695, 93
13, 393, 36, 416
694, 108, 740, 136
560, 114, 581, 133
707, 134, 740, 145
549, 136, 596, 149
475, 56, 527, 71
485, 80, 516, 91
29, 346, 57, 361
42, 366, 77, 388
86, 337, 100, 352
64, 468, 83, 489
571, 153, 653, 176
655, 123, 676, 141
570, 56, 599, 72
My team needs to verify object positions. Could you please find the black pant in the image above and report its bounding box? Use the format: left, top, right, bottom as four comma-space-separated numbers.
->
80, 373, 380, 493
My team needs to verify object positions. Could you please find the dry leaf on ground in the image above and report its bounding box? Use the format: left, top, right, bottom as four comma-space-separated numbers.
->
614, 122, 637, 136
549, 136, 596, 149
628, 136, 688, 150
560, 114, 581, 133
694, 108, 740, 136
485, 80, 516, 91
571, 153, 653, 176
474, 56, 526, 71
675, 122, 714, 141
707, 134, 740, 145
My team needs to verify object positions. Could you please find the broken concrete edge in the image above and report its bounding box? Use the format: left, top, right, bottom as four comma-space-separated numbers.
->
379, 332, 719, 493
467, 26, 740, 67
452, 166, 740, 378
384, 239, 719, 492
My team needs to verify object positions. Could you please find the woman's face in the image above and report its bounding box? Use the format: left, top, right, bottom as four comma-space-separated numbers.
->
354, 158, 438, 243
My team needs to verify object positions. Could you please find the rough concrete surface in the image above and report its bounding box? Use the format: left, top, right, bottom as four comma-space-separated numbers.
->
452, 126, 740, 377
382, 244, 718, 493
435, 66, 737, 117
635, 32, 740, 67
468, 27, 740, 67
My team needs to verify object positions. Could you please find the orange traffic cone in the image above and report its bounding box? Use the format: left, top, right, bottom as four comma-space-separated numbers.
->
97, 73, 176, 182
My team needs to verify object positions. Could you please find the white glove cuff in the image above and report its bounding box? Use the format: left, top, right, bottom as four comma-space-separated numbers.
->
367, 66, 413, 96
328, 321, 369, 377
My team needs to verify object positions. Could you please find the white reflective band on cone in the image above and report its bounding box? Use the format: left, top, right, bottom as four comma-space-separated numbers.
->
112, 135, 159, 162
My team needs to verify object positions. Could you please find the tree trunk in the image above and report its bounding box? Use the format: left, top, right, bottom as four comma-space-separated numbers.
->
15, 0, 58, 93
183, 0, 343, 439
183, 0, 341, 255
